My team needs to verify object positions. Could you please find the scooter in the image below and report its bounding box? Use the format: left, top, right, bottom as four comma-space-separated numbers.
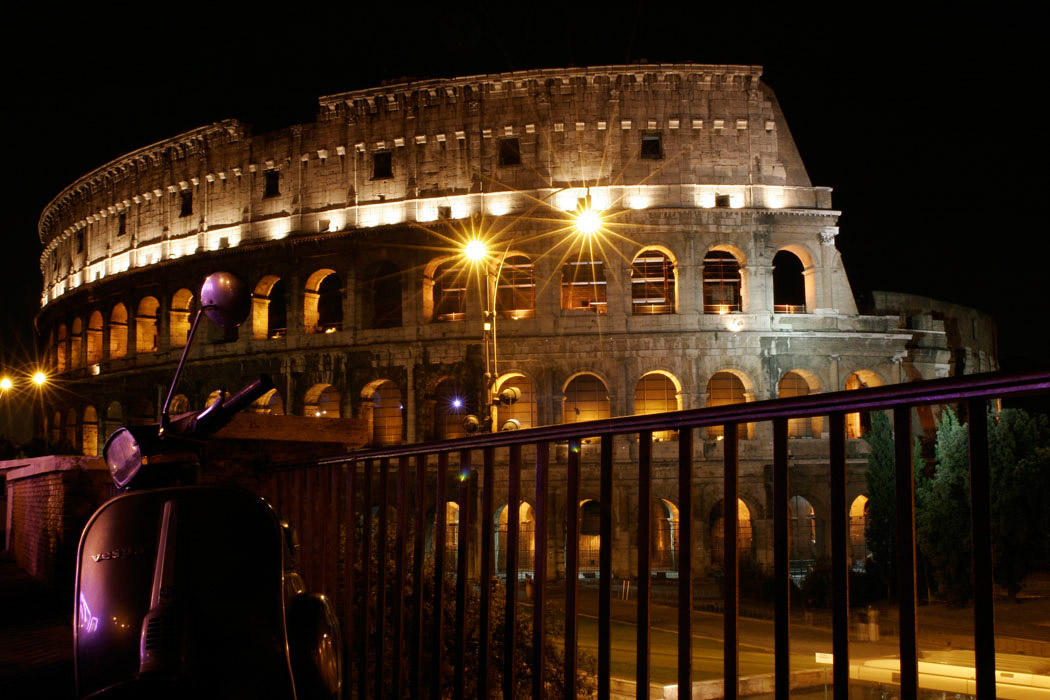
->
73, 272, 342, 700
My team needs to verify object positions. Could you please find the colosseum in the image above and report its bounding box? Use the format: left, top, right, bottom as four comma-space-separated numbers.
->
35, 64, 996, 578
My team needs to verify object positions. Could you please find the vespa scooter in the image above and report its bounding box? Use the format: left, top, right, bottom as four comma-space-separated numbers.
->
73, 272, 341, 700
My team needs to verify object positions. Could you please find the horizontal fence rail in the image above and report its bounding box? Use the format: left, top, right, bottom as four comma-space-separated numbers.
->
260, 369, 1050, 700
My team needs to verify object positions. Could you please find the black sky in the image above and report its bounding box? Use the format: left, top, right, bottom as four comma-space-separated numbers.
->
2, 6, 1046, 394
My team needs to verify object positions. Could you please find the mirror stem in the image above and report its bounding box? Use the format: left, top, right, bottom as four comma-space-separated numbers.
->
160, 308, 206, 435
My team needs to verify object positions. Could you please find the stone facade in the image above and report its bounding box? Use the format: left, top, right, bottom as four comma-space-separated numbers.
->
33, 65, 996, 580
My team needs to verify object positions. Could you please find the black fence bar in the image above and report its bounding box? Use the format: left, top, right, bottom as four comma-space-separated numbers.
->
565, 440, 581, 700
637, 430, 652, 700
504, 444, 521, 700
344, 462, 357, 699
598, 434, 613, 700
454, 450, 470, 700
968, 397, 997, 700
412, 455, 426, 700
392, 456, 409, 700
829, 413, 849, 698
479, 447, 494, 700
772, 418, 789, 700
677, 428, 693, 700
533, 442, 549, 700
723, 422, 739, 700
361, 459, 374, 700
376, 458, 389, 700
894, 406, 919, 700
433, 452, 448, 700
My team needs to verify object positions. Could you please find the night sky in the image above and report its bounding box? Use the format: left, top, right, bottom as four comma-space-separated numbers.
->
1, 7, 1045, 436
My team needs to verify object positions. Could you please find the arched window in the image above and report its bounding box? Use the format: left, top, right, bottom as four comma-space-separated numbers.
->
104, 402, 123, 442
561, 253, 607, 313
706, 371, 751, 439
304, 269, 341, 333
845, 370, 884, 438
710, 499, 753, 567
789, 495, 818, 563
303, 384, 340, 418
70, 318, 83, 369
433, 259, 467, 322
496, 255, 535, 320
169, 394, 191, 415
495, 374, 536, 431
87, 311, 103, 364
366, 262, 403, 329
702, 250, 741, 314
362, 380, 402, 445
50, 411, 61, 444
56, 324, 68, 372
653, 499, 680, 573
773, 250, 806, 314
634, 372, 679, 441
82, 406, 98, 457
850, 495, 870, 569
579, 500, 601, 574
434, 379, 470, 439
109, 304, 128, 359
495, 502, 535, 577
563, 374, 610, 424
631, 250, 675, 314
66, 408, 77, 447
249, 389, 284, 415
777, 371, 823, 438
252, 276, 287, 339
135, 297, 159, 353
170, 289, 194, 347
204, 390, 229, 409
445, 502, 460, 571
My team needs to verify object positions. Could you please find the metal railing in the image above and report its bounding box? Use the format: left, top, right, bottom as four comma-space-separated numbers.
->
265, 369, 1050, 700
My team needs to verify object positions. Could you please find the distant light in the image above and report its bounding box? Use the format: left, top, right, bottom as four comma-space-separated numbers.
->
324, 327, 337, 334
575, 209, 602, 236
464, 239, 487, 262
90, 364, 101, 376
452, 398, 463, 409
32, 372, 47, 386
716, 435, 724, 441
0, 377, 12, 391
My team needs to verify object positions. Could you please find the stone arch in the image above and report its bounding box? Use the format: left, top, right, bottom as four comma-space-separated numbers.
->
844, 369, 886, 438
562, 372, 611, 425
204, 390, 230, 409
249, 388, 284, 415
578, 499, 601, 574
631, 246, 677, 315
252, 275, 287, 339
87, 310, 104, 364
169, 288, 194, 347
495, 253, 535, 320
561, 248, 607, 313
433, 378, 470, 439
135, 296, 160, 353
169, 394, 191, 415
426, 502, 462, 572
303, 268, 341, 333
789, 495, 821, 564
424, 255, 468, 323
70, 317, 83, 368
772, 249, 808, 314
82, 405, 99, 456
303, 383, 340, 418
495, 501, 535, 576
702, 246, 745, 314
109, 303, 128, 359
705, 369, 755, 439
778, 369, 824, 438
363, 261, 403, 329
850, 494, 870, 568
653, 498, 680, 572
360, 379, 403, 445
709, 498, 754, 567
50, 410, 62, 444
65, 407, 77, 446
131, 398, 154, 426
56, 323, 68, 372
634, 370, 682, 441
494, 372, 537, 431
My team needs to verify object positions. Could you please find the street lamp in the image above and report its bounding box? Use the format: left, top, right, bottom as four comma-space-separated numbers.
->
32, 371, 48, 387
0, 377, 12, 391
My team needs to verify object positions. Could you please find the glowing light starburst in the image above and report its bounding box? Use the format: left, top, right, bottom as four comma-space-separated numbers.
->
574, 208, 602, 236
464, 239, 488, 262
32, 372, 47, 386
0, 377, 12, 391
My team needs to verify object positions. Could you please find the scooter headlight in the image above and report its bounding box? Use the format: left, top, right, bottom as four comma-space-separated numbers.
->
104, 427, 143, 489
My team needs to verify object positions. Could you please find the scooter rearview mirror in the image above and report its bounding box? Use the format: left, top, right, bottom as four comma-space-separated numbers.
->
200, 271, 250, 329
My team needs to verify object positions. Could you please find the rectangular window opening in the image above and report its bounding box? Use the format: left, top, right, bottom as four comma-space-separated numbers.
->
372, 151, 393, 179
263, 170, 280, 198
179, 190, 193, 218
498, 138, 521, 166
117, 212, 126, 237
715, 194, 731, 208
641, 132, 663, 159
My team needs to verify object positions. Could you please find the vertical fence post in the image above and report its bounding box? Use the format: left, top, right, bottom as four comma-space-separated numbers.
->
772, 418, 789, 700
479, 447, 494, 700
565, 439, 580, 700
376, 457, 390, 700
344, 461, 357, 698
723, 422, 739, 700
412, 455, 426, 700
533, 442, 549, 700
894, 406, 919, 700
504, 444, 522, 700
454, 450, 470, 700
678, 427, 693, 700
393, 456, 409, 700
968, 397, 997, 700
638, 430, 652, 700
599, 434, 613, 700
829, 413, 849, 699
433, 452, 449, 700
361, 459, 374, 700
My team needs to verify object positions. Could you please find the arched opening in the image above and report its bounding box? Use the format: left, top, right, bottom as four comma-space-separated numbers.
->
82, 406, 98, 456
109, 304, 128, 359
494, 373, 536, 431
362, 380, 403, 445
169, 289, 194, 347
304, 269, 341, 333
66, 407, 77, 447
434, 379, 470, 439
495, 502, 535, 577
169, 394, 191, 415
706, 371, 752, 439
845, 370, 884, 438
204, 390, 230, 409
578, 499, 601, 574
778, 370, 823, 438
56, 324, 68, 372
496, 255, 535, 320
789, 495, 819, 572
653, 499, 680, 574
427, 502, 462, 573
303, 384, 340, 418
563, 374, 611, 425
135, 297, 160, 353
104, 402, 123, 443
631, 250, 675, 314
86, 311, 103, 364
366, 262, 403, 329
772, 250, 806, 313
249, 389, 285, 415
252, 276, 287, 340
634, 372, 680, 442
432, 258, 467, 322
702, 250, 742, 314
50, 411, 61, 444
850, 494, 870, 569
70, 318, 83, 368
131, 399, 154, 426
710, 499, 753, 568
561, 252, 607, 313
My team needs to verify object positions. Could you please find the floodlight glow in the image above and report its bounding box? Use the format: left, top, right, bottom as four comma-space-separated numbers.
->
0, 377, 12, 391
464, 239, 487, 262
32, 372, 47, 386
575, 209, 602, 236
452, 398, 463, 409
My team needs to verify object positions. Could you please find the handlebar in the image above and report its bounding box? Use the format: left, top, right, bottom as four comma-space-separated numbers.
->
167, 374, 275, 440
